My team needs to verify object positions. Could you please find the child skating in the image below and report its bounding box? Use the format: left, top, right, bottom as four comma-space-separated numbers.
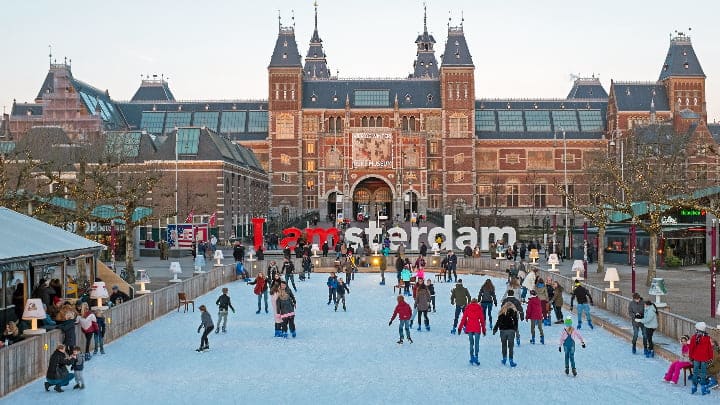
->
196, 305, 214, 351
70, 346, 85, 389
558, 316, 586, 376
335, 278, 350, 312
327, 272, 338, 305
689, 321, 714, 395
388, 295, 413, 344
215, 288, 235, 333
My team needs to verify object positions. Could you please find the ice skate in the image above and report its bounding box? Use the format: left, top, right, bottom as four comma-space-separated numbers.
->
397, 339, 403, 344
73, 384, 80, 390
565, 368, 569, 375
450, 328, 456, 335
407, 337, 413, 343
215, 328, 220, 334
343, 305, 346, 311
540, 336, 545, 345
291, 331, 296, 338
691, 382, 698, 394
530, 337, 535, 344
100, 347, 105, 354
44, 382, 51, 391
256, 309, 261, 314
501, 357, 507, 365
425, 325, 430, 331
54, 385, 64, 393
509, 358, 517, 367
417, 325, 421, 331
516, 336, 521, 346
572, 368, 577, 376
588, 320, 594, 329
222, 327, 226, 333
577, 322, 582, 329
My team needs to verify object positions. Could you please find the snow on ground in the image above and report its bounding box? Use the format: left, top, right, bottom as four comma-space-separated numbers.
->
6, 273, 712, 404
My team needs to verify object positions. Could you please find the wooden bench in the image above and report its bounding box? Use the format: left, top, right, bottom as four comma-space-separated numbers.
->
177, 292, 195, 313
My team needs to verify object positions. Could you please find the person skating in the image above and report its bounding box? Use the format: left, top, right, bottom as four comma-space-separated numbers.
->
301, 254, 312, 280
526, 290, 545, 344
327, 272, 338, 305
215, 288, 235, 333
426, 279, 436, 312
400, 265, 412, 296
44, 343, 75, 393
335, 278, 350, 312
664, 335, 692, 384
493, 302, 519, 367
414, 282, 432, 331
281, 257, 297, 292
520, 267, 536, 303
558, 316, 586, 376
269, 281, 283, 337
628, 292, 647, 354
450, 279, 471, 334
501, 289, 524, 346
457, 298, 486, 365
478, 279, 497, 329
535, 278, 550, 326
248, 273, 269, 313
689, 321, 714, 395
551, 281, 564, 324
379, 251, 387, 285
277, 282, 297, 338
70, 346, 85, 389
635, 300, 658, 357
569, 280, 594, 329
388, 295, 413, 344
196, 305, 214, 351
445, 250, 458, 282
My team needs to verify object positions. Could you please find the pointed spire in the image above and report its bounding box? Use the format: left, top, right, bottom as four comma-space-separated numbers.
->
269, 13, 302, 68
304, 1, 330, 79
412, 4, 439, 78
423, 2, 427, 34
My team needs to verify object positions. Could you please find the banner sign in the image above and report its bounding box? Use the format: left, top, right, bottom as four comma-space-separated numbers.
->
351, 133, 393, 168
167, 223, 208, 249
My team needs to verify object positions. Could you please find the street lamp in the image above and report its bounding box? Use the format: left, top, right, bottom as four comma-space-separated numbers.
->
555, 129, 569, 259
609, 129, 625, 203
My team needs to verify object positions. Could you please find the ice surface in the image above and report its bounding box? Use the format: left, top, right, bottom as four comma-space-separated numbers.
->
6, 273, 710, 404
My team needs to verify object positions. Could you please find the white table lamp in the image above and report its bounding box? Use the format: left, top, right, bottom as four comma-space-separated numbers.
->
22, 298, 47, 335
648, 278, 668, 308
194, 254, 206, 274
213, 250, 224, 267
529, 249, 539, 264
572, 260, 585, 280
90, 281, 110, 310
604, 267, 620, 292
547, 254, 560, 272
135, 269, 152, 294
169, 262, 183, 283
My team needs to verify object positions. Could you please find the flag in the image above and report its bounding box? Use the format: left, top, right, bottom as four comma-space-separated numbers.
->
209, 211, 217, 227
185, 209, 195, 223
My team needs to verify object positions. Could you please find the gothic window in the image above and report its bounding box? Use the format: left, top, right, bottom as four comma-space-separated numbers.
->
306, 160, 316, 172
533, 184, 546, 208
328, 117, 336, 131
429, 141, 438, 154
409, 116, 416, 131
464, 83, 468, 99
305, 195, 317, 209
429, 195, 441, 209
402, 116, 409, 131
291, 84, 295, 100
306, 179, 315, 190
305, 142, 315, 155
336, 117, 343, 131
506, 184, 519, 207
376, 116, 383, 127
369, 116, 376, 127
275, 84, 280, 100
280, 173, 291, 183
276, 113, 294, 139
447, 83, 453, 100
362, 116, 368, 127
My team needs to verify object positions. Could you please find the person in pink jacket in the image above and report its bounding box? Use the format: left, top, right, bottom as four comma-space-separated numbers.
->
664, 335, 692, 384
525, 290, 544, 344
457, 298, 487, 365
559, 316, 586, 376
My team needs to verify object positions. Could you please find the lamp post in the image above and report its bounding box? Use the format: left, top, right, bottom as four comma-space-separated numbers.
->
712, 218, 717, 318
630, 217, 637, 294
609, 129, 625, 203
583, 221, 588, 279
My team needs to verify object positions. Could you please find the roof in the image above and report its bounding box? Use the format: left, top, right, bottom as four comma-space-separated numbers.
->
566, 78, 608, 99
303, 5, 330, 79
441, 26, 473, 67
130, 78, 176, 102
104, 130, 158, 162
658, 35, 705, 80
474, 99, 607, 139
709, 123, 720, 143
11, 102, 43, 117
610, 82, 670, 111
269, 26, 302, 68
36, 71, 55, 100
0, 207, 104, 266
303, 79, 441, 109
70, 76, 127, 130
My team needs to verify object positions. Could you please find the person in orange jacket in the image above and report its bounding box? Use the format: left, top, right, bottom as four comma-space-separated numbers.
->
457, 298, 486, 365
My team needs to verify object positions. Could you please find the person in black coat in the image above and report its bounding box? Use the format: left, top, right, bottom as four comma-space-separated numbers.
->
232, 243, 245, 262
45, 344, 75, 392
12, 282, 25, 320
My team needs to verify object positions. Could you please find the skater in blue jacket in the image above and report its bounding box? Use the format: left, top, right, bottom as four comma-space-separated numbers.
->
326, 272, 338, 305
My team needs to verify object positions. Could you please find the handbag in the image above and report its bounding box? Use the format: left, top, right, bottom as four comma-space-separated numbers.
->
82, 320, 99, 334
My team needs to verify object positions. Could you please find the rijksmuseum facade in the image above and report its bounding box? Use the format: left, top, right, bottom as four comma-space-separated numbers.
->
3, 7, 720, 234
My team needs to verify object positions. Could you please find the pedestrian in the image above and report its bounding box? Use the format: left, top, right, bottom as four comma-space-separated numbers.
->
569, 280, 594, 329
379, 251, 387, 286
414, 282, 431, 331
520, 267, 536, 302
457, 297, 486, 365
558, 316, 586, 376
503, 277, 521, 301
664, 335, 692, 384
215, 288, 235, 333
426, 279, 436, 312
395, 256, 404, 283
450, 279, 471, 335
44, 343, 75, 393
400, 265, 412, 296
276, 282, 297, 338
326, 272, 338, 305
248, 273, 269, 314
109, 285, 131, 306
388, 295, 413, 344
526, 290, 545, 345
322, 241, 329, 257
535, 278, 550, 326
478, 279, 498, 329
335, 278, 350, 312
267, 260, 279, 280
689, 321, 715, 395
628, 292, 647, 355
445, 250, 457, 282
93, 309, 106, 354
551, 281, 565, 324
76, 303, 98, 360
70, 346, 85, 389
419, 241, 427, 257
196, 304, 214, 351
281, 257, 297, 292
301, 254, 312, 281
493, 302, 519, 367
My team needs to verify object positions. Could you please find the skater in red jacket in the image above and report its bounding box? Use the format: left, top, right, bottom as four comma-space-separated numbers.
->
389, 295, 413, 344
525, 290, 545, 345
689, 322, 714, 395
457, 298, 486, 365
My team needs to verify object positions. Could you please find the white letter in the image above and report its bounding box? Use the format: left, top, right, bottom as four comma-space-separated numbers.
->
409, 227, 428, 251
455, 227, 477, 251
345, 227, 363, 247
387, 227, 407, 251
365, 221, 383, 248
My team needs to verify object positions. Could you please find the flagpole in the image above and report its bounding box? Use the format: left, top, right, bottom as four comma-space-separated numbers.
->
175, 133, 179, 224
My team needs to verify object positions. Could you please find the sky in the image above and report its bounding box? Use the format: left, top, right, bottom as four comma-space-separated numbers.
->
2, 0, 720, 122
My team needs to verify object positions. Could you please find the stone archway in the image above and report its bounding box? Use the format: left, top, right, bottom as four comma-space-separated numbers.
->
351, 176, 394, 222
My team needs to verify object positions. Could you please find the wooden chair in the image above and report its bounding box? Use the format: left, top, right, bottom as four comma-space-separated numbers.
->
409, 276, 417, 288
393, 281, 405, 294
435, 270, 446, 282
177, 292, 195, 313
682, 364, 694, 386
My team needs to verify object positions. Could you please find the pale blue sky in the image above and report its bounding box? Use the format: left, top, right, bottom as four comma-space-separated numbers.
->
2, 0, 719, 121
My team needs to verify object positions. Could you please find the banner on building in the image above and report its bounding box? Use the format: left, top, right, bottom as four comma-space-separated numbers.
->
167, 223, 209, 249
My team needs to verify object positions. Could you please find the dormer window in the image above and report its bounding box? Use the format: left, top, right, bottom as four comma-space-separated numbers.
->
683, 50, 687, 56
454, 40, 459, 46
405, 94, 412, 102
332, 94, 338, 102
205, 104, 209, 111
310, 94, 317, 102
663, 64, 669, 71
684, 61, 689, 69
626, 88, 631, 96
283, 40, 288, 47
427, 94, 433, 102
282, 53, 288, 59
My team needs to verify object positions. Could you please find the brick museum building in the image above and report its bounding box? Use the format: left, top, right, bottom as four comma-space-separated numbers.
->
3, 6, 720, 240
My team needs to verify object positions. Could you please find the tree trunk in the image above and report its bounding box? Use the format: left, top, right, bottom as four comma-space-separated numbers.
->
646, 232, 658, 287
125, 224, 136, 284
596, 225, 605, 273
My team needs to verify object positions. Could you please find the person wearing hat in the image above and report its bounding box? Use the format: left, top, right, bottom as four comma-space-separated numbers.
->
108, 285, 131, 306
450, 279, 471, 334
525, 290, 545, 345
688, 321, 714, 395
569, 280, 594, 329
628, 292, 647, 355
664, 334, 692, 384
558, 316, 586, 376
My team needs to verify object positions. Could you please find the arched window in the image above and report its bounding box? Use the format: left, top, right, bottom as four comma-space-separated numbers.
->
369, 116, 376, 127
328, 117, 335, 132
402, 116, 409, 130
409, 116, 416, 131
361, 116, 368, 127
336, 117, 343, 131
376, 116, 382, 127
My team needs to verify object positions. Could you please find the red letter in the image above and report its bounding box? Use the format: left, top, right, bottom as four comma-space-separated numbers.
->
305, 227, 340, 246
281, 227, 302, 249
252, 217, 265, 251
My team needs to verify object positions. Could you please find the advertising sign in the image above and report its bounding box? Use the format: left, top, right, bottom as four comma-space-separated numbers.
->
351, 133, 393, 168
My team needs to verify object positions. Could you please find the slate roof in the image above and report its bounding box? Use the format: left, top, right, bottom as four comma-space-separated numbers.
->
303, 5, 330, 79
441, 26, 473, 67
11, 102, 43, 117
70, 76, 127, 130
611, 82, 670, 111
104, 130, 158, 162
658, 35, 705, 81
36, 71, 55, 100
708, 123, 720, 140
303, 79, 441, 109
269, 26, 303, 68
0, 207, 104, 266
566, 78, 608, 99
412, 11, 439, 78
130, 79, 176, 102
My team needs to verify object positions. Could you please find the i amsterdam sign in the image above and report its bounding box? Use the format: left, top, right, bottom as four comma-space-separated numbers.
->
251, 215, 517, 252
